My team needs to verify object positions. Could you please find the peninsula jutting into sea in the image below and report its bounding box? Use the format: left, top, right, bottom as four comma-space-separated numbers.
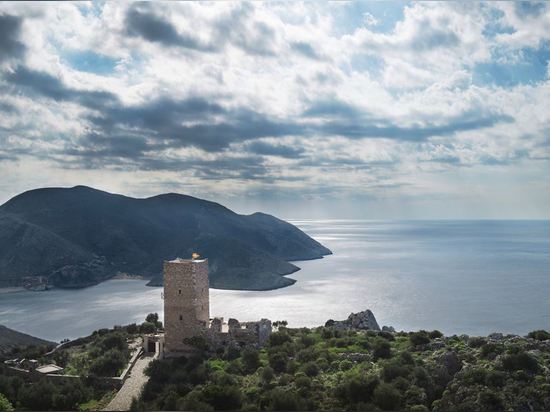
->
2, 254, 550, 411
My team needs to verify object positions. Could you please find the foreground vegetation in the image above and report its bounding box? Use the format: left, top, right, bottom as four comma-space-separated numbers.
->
0, 315, 162, 411
1, 321, 549, 411
138, 327, 550, 412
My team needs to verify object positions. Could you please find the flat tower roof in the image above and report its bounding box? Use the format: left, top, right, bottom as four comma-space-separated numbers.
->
168, 258, 207, 263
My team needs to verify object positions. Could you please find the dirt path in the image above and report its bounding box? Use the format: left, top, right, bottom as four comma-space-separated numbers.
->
103, 353, 156, 411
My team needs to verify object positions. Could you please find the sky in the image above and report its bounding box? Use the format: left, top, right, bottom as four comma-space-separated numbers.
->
0, 2, 549, 219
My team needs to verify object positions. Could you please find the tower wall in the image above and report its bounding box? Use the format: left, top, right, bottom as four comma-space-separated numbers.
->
163, 258, 209, 354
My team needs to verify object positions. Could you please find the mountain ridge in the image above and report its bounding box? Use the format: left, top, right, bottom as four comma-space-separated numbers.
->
0, 186, 331, 290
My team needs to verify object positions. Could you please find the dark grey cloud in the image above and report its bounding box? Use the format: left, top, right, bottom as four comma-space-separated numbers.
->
125, 5, 217, 52
2, 66, 516, 177
0, 14, 25, 62
303, 100, 513, 141
124, 3, 277, 57
6, 66, 117, 110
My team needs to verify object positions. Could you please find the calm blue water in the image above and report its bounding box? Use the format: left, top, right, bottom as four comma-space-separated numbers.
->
1, 220, 549, 341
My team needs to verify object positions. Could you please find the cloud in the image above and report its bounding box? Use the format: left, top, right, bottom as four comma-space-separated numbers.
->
302, 100, 514, 141
244, 140, 305, 159
514, 2, 546, 19
291, 41, 322, 60
6, 66, 116, 109
0, 14, 25, 62
0, 2, 548, 218
125, 5, 217, 52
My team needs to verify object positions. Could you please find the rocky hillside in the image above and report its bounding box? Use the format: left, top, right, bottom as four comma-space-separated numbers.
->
0, 325, 54, 357
138, 318, 550, 412
0, 186, 331, 290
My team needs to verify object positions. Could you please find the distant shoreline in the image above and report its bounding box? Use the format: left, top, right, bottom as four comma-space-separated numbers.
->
0, 287, 25, 295
111, 273, 147, 281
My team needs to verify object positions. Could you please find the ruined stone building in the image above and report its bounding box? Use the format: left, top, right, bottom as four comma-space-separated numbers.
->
159, 255, 272, 358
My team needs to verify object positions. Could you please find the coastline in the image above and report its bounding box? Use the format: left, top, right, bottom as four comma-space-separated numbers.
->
111, 273, 147, 281
0, 287, 25, 294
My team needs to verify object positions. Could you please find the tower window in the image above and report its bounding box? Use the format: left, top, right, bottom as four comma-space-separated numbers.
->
179, 315, 183, 321
178, 289, 181, 295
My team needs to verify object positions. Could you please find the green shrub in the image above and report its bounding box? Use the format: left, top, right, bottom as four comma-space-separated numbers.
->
89, 348, 127, 376
477, 390, 504, 411
400, 351, 415, 365
296, 348, 317, 363
336, 374, 379, 405
241, 348, 261, 374
480, 343, 503, 359
17, 380, 57, 410
382, 360, 411, 382
269, 332, 292, 347
126, 323, 139, 334
99, 332, 127, 351
373, 338, 392, 360
269, 388, 301, 411
160, 390, 180, 411
261, 366, 275, 383
302, 362, 319, 377
373, 383, 402, 410
468, 337, 486, 348
321, 327, 334, 339
501, 351, 539, 373
462, 368, 488, 385
300, 335, 316, 347
485, 370, 506, 387
378, 331, 395, 341
268, 352, 288, 373
140, 321, 156, 334
429, 330, 443, 339
340, 360, 353, 371
224, 347, 241, 361
409, 405, 429, 412
527, 330, 550, 341
202, 384, 243, 411
180, 390, 214, 412
409, 332, 430, 346
404, 385, 427, 408
0, 394, 13, 412
295, 376, 311, 390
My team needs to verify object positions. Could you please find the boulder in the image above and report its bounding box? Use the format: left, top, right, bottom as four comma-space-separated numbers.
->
347, 310, 381, 331
438, 350, 462, 377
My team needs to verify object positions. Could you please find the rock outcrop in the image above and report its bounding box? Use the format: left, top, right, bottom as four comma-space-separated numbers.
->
326, 309, 381, 331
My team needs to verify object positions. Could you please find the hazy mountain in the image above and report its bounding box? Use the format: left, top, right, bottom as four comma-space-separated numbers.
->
0, 186, 331, 290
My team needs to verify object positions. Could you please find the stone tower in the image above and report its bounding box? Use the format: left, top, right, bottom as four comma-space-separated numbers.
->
163, 257, 209, 355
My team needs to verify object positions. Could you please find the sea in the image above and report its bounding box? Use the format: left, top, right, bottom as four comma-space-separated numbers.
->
1, 220, 549, 342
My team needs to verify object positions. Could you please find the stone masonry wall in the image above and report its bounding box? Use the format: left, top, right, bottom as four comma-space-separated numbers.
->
163, 259, 209, 354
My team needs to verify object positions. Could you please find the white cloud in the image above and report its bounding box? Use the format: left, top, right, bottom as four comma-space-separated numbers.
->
0, 2, 548, 218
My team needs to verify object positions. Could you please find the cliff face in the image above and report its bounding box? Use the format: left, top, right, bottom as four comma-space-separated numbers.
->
0, 186, 331, 290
